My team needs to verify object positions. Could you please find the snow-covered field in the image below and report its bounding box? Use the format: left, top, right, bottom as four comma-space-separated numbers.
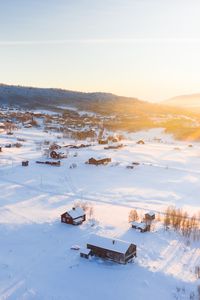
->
0, 127, 199, 300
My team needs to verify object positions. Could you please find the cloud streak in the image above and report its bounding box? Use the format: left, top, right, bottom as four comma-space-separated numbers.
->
1, 38, 200, 46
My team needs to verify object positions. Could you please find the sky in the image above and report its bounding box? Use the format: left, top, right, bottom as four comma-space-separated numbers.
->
1, 0, 200, 102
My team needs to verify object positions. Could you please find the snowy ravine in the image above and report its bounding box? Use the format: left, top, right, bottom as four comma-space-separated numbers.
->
0, 127, 199, 300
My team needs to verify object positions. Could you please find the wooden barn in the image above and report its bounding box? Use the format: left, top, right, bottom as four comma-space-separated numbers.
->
87, 157, 111, 166
86, 235, 137, 264
61, 207, 86, 225
131, 221, 150, 233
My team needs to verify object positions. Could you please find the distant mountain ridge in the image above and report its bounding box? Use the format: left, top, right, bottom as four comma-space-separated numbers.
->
163, 94, 200, 108
0, 84, 197, 117
0, 84, 141, 110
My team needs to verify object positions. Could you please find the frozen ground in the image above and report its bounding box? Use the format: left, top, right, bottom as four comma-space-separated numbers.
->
0, 127, 199, 300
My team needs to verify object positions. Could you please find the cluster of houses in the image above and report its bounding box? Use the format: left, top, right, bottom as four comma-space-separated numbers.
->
60, 206, 155, 264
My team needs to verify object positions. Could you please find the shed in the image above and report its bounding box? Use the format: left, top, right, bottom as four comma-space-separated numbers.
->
131, 221, 150, 233
87, 235, 136, 264
80, 248, 91, 259
22, 160, 29, 167
144, 211, 155, 222
98, 139, 108, 145
61, 207, 86, 225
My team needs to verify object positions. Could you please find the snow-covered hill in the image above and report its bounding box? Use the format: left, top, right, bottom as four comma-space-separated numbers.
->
0, 84, 140, 110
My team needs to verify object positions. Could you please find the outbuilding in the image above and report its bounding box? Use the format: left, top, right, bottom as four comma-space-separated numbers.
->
131, 221, 150, 233
87, 157, 111, 166
144, 211, 155, 222
136, 140, 145, 145
80, 248, 91, 259
22, 160, 29, 167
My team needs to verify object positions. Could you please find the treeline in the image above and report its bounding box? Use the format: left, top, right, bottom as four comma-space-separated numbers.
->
164, 206, 200, 241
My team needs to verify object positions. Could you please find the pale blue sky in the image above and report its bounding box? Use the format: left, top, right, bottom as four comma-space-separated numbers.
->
1, 0, 200, 101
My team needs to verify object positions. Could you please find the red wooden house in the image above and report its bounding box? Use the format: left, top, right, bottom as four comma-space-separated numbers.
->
61, 207, 86, 225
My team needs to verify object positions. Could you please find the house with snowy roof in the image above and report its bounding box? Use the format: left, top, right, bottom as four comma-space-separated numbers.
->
131, 221, 150, 233
144, 211, 155, 222
86, 235, 136, 264
61, 207, 86, 225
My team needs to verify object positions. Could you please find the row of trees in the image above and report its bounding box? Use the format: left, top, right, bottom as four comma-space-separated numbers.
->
164, 206, 200, 241
128, 206, 200, 241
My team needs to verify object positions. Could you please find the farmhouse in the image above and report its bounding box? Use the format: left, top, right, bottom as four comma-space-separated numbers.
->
61, 207, 86, 225
131, 221, 150, 233
86, 235, 137, 264
87, 157, 111, 166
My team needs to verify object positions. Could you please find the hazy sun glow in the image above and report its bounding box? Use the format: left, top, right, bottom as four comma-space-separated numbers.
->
1, 0, 200, 101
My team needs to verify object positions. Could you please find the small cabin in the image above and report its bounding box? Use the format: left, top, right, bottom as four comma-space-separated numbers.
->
50, 151, 66, 159
144, 212, 155, 222
50, 150, 60, 159
5, 144, 12, 148
61, 207, 86, 225
86, 235, 137, 264
126, 165, 134, 169
22, 160, 29, 167
87, 157, 111, 166
131, 221, 150, 233
98, 139, 108, 145
136, 140, 145, 145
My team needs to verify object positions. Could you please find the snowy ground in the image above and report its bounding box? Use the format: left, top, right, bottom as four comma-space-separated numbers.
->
0, 127, 199, 300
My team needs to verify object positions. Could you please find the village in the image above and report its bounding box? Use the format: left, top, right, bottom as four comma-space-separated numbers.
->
0, 107, 200, 300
